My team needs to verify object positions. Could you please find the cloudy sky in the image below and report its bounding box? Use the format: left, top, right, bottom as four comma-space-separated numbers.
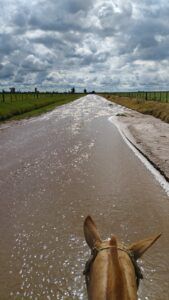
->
0, 0, 169, 92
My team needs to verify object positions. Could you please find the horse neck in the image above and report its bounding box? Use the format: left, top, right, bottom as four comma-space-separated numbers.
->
88, 244, 138, 300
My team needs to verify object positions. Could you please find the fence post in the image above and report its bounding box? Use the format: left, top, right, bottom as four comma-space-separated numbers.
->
2, 90, 5, 103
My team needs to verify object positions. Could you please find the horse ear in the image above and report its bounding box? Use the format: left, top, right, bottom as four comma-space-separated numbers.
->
84, 216, 101, 250
128, 233, 161, 260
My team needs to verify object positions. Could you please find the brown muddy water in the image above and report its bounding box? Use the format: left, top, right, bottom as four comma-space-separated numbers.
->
0, 95, 169, 300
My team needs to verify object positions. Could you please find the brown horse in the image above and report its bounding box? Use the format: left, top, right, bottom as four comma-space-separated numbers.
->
83, 216, 161, 300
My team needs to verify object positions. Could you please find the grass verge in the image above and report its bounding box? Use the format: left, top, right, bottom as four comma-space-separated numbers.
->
0, 94, 83, 122
102, 94, 169, 123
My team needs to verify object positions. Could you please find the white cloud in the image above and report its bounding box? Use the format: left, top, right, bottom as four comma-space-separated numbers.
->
0, 0, 169, 91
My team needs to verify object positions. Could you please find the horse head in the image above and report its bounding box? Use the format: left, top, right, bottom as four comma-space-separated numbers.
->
83, 215, 161, 300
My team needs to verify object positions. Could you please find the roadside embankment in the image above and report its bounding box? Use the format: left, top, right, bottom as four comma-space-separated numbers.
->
113, 108, 169, 182
102, 94, 169, 123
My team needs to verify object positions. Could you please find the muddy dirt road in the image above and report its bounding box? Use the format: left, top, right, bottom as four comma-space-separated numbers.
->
0, 95, 169, 299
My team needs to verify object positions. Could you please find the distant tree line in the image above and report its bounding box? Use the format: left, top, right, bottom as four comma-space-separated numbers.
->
0, 86, 95, 103
0, 85, 98, 103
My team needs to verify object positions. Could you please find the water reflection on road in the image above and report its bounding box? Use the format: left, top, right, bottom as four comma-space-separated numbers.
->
0, 95, 169, 299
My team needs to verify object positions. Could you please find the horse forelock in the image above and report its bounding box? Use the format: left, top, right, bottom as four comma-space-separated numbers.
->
88, 238, 137, 300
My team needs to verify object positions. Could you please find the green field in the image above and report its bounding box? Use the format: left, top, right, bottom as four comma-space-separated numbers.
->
0, 93, 83, 122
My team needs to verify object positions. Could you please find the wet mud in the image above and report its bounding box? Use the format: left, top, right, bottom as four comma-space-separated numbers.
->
0, 95, 169, 299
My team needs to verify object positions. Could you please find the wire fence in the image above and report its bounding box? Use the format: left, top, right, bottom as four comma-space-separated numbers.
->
1, 91, 169, 103
106, 91, 169, 102
0, 92, 64, 103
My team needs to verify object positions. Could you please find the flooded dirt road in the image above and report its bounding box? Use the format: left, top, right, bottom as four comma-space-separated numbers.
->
0, 95, 169, 299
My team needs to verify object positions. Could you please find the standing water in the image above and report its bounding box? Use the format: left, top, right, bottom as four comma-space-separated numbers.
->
0, 95, 168, 299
